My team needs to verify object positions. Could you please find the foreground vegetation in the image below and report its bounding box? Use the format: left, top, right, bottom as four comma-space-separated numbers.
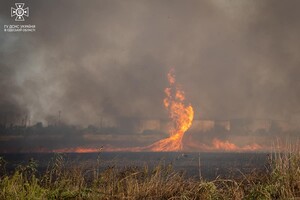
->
0, 150, 300, 200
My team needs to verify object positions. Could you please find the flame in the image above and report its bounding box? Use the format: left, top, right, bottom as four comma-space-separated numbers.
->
46, 70, 266, 153
52, 147, 102, 153
146, 69, 194, 151
211, 139, 265, 151
183, 132, 265, 152
212, 139, 263, 151
212, 139, 238, 151
184, 134, 264, 152
41, 69, 194, 153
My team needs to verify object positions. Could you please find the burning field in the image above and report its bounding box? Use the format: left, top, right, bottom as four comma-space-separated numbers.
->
62, 70, 267, 153
145, 69, 194, 151
37, 69, 296, 154
1, 0, 300, 155
51, 69, 195, 153
0, 69, 293, 153
2, 0, 300, 198
0, 69, 270, 153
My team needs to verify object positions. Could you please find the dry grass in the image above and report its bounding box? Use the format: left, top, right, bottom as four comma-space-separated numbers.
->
1, 148, 300, 200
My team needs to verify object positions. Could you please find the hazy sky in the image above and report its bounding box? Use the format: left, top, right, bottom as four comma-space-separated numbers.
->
1, 0, 300, 126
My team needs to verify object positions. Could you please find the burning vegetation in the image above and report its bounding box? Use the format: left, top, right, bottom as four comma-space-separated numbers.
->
146, 69, 194, 151
53, 69, 195, 153
0, 70, 299, 153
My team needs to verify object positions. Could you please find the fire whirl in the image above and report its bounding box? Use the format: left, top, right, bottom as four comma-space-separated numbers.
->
48, 70, 265, 153
50, 69, 194, 153
146, 69, 194, 151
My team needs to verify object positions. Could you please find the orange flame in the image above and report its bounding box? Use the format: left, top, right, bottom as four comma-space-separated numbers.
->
52, 147, 102, 153
45, 69, 194, 153
212, 139, 238, 151
184, 134, 264, 152
211, 139, 263, 151
46, 70, 269, 153
146, 69, 194, 151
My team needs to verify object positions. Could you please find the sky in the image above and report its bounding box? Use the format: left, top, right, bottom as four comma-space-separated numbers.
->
0, 0, 300, 151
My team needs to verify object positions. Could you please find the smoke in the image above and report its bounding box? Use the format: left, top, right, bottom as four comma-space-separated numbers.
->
1, 0, 300, 127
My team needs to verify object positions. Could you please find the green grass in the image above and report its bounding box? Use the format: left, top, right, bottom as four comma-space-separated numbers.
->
0, 150, 300, 200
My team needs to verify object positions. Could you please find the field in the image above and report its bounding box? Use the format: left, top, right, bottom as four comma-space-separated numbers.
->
0, 150, 300, 199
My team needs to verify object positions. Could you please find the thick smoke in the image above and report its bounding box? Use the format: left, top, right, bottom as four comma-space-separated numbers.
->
1, 0, 300, 127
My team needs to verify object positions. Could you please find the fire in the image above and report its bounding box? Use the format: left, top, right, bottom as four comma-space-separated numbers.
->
50, 69, 194, 153
52, 147, 102, 153
184, 133, 264, 152
146, 69, 194, 151
212, 139, 263, 151
52, 69, 195, 153
185, 137, 263, 152
48, 70, 265, 153
212, 139, 238, 151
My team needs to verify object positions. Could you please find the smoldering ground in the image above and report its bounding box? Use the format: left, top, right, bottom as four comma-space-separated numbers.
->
1, 0, 300, 151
